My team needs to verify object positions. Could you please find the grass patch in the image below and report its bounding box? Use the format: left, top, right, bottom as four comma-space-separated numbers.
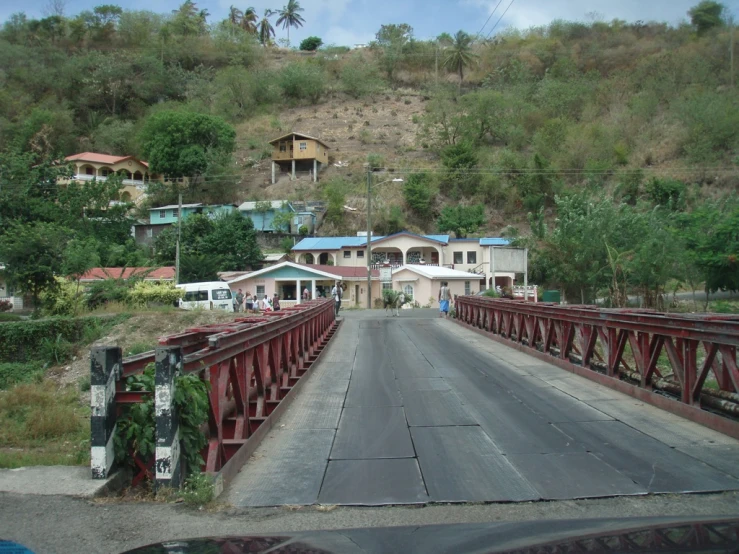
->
125, 342, 156, 357
0, 381, 90, 468
0, 361, 45, 390
181, 473, 215, 506
0, 313, 22, 322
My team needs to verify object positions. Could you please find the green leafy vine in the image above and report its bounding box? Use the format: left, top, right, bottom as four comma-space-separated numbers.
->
114, 363, 210, 480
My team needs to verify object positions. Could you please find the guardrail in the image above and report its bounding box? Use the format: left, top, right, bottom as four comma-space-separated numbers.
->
454, 296, 739, 438
90, 299, 337, 488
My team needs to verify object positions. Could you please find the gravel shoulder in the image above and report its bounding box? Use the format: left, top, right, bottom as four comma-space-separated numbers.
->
2, 492, 739, 554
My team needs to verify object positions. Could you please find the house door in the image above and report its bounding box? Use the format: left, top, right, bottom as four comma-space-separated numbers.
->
355, 285, 359, 305
431, 251, 439, 264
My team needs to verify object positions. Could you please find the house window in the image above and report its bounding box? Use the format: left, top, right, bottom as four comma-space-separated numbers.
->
382, 282, 393, 291
465, 281, 471, 295
172, 208, 179, 218
146, 228, 153, 238
403, 284, 414, 298
299, 142, 307, 151
159, 210, 165, 219
85, 167, 94, 175
101, 169, 110, 177
256, 285, 265, 298
453, 251, 463, 264
467, 251, 477, 264
357, 250, 365, 258
279, 142, 286, 152
343, 250, 352, 258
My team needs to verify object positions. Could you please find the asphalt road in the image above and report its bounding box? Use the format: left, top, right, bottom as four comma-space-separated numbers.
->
223, 309, 739, 507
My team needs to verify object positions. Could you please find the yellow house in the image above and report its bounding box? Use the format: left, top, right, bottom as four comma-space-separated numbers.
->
59, 152, 184, 203
269, 132, 329, 184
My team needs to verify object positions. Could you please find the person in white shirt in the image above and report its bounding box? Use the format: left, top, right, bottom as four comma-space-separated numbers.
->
330, 282, 343, 316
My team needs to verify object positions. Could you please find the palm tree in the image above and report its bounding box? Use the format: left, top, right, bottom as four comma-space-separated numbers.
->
241, 6, 258, 33
257, 9, 276, 45
228, 5, 242, 27
442, 30, 478, 89
275, 0, 305, 46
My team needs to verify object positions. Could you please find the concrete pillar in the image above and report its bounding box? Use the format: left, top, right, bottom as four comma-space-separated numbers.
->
155, 346, 184, 490
271, 161, 276, 184
313, 159, 318, 182
312, 279, 317, 300
90, 346, 121, 479
296, 279, 301, 304
291, 160, 296, 181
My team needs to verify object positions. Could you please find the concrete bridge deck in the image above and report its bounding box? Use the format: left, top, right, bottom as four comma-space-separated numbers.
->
223, 310, 739, 507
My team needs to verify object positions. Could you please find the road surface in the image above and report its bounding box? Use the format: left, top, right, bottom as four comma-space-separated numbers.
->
223, 309, 739, 507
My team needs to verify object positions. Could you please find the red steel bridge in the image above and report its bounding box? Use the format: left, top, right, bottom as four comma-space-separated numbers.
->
91, 297, 739, 505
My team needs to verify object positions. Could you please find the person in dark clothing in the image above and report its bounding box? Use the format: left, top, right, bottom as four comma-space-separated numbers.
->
273, 293, 281, 311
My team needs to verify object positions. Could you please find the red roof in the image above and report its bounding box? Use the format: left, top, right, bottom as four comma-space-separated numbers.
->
65, 152, 149, 168
80, 267, 175, 281
302, 264, 379, 278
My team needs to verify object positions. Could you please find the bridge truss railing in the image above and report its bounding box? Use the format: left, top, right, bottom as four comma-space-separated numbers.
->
454, 296, 739, 437
90, 299, 337, 488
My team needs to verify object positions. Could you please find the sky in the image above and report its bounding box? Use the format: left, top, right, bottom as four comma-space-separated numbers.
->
1, 0, 735, 46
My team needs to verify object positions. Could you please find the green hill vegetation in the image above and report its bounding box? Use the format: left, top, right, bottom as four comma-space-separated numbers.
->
0, 1, 737, 307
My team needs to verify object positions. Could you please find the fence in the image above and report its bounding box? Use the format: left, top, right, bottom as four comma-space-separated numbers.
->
90, 299, 338, 489
454, 296, 739, 438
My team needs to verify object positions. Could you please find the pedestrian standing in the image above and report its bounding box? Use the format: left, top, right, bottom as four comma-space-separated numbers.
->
331, 281, 342, 316
438, 281, 452, 318
273, 293, 281, 311
303, 286, 310, 300
234, 289, 244, 313
245, 291, 253, 313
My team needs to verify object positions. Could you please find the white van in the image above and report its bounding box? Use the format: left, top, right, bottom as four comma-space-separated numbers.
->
176, 282, 234, 312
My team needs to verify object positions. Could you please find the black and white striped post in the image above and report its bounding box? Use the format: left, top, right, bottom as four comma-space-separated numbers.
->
90, 346, 121, 479
155, 346, 184, 489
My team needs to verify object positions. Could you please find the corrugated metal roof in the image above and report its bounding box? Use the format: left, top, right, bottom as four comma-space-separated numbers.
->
395, 265, 482, 279
268, 132, 330, 148
479, 238, 511, 246
239, 200, 292, 211
65, 152, 150, 167
150, 204, 202, 211
292, 233, 450, 251
80, 267, 175, 281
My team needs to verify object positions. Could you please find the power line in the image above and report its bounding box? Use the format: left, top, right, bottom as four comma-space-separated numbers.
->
475, 0, 505, 38
486, 0, 517, 39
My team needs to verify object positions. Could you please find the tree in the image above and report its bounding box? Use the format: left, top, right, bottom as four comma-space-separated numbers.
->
257, 9, 275, 45
0, 222, 70, 308
275, 0, 305, 46
403, 173, 434, 218
437, 204, 485, 238
228, 5, 243, 28
299, 36, 322, 51
241, 7, 258, 33
688, 1, 725, 35
374, 23, 412, 81
272, 208, 293, 232
440, 142, 480, 198
442, 30, 478, 89
138, 111, 236, 196
62, 238, 101, 314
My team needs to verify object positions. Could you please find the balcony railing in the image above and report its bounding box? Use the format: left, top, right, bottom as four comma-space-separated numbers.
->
369, 263, 454, 270
71, 174, 146, 188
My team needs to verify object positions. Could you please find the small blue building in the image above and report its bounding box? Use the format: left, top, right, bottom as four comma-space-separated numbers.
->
238, 200, 295, 232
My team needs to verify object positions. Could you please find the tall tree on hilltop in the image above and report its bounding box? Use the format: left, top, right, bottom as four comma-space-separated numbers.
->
275, 0, 305, 46
257, 9, 275, 45
241, 6, 258, 33
228, 5, 243, 27
443, 30, 478, 89
688, 1, 726, 35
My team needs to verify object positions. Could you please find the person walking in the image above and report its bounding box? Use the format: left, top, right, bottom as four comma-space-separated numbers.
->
331, 281, 342, 316
273, 293, 281, 312
244, 291, 253, 313
438, 281, 452, 318
234, 289, 244, 313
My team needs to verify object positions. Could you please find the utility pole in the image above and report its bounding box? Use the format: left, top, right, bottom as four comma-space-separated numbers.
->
731, 16, 735, 89
366, 166, 372, 309
175, 191, 182, 285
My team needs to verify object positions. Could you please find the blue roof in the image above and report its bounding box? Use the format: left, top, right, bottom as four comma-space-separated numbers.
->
292, 232, 452, 251
479, 238, 511, 246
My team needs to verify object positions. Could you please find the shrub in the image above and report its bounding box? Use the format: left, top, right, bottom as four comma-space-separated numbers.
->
299, 36, 323, 51
279, 62, 326, 104
367, 153, 385, 170
39, 334, 75, 365
181, 472, 214, 506
340, 56, 383, 98
128, 282, 183, 308
483, 289, 500, 298
0, 300, 12, 313
403, 173, 434, 218
86, 279, 132, 310
0, 362, 45, 389
0, 313, 21, 322
40, 277, 85, 317
299, 225, 309, 235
